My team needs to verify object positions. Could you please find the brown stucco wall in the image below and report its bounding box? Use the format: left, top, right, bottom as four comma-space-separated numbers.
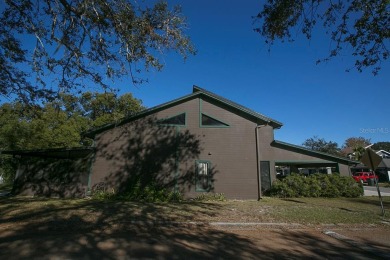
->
90, 95, 354, 200
90, 97, 261, 199
13, 156, 92, 198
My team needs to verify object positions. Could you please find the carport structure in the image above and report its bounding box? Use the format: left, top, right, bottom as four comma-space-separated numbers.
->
267, 140, 358, 178
275, 160, 340, 175
1, 147, 95, 197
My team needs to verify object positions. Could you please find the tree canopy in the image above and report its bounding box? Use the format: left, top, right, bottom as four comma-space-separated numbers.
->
0, 0, 195, 104
302, 136, 340, 156
340, 136, 371, 160
0, 91, 144, 183
0, 92, 144, 150
342, 137, 371, 150
371, 141, 390, 151
254, 0, 389, 75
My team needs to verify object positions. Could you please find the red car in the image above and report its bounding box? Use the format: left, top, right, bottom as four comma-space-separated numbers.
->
352, 171, 378, 183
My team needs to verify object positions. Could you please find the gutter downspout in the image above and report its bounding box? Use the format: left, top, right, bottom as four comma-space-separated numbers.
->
255, 124, 268, 200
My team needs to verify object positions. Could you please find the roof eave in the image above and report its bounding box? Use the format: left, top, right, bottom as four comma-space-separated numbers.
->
272, 140, 359, 164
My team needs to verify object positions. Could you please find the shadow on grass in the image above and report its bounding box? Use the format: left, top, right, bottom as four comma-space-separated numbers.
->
0, 198, 261, 259
281, 199, 307, 204
1, 197, 389, 259
346, 197, 390, 208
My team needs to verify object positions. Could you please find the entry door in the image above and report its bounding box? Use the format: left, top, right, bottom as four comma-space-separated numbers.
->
260, 161, 271, 192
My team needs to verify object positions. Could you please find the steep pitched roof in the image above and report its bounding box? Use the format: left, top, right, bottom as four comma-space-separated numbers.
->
192, 86, 282, 127
272, 140, 359, 164
84, 85, 283, 138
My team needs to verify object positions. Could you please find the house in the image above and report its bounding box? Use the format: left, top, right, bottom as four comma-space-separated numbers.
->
1, 86, 358, 199
376, 150, 390, 159
376, 159, 390, 182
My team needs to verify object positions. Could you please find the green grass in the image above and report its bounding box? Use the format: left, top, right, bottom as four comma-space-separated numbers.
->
0, 196, 389, 226
259, 197, 390, 224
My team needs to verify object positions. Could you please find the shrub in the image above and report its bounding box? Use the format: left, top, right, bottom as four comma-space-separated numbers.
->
193, 193, 226, 201
0, 156, 17, 184
91, 189, 116, 200
268, 180, 295, 197
118, 180, 183, 202
91, 179, 183, 202
268, 173, 363, 198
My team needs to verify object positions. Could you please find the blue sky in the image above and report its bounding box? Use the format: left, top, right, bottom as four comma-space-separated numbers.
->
123, 0, 389, 147
2, 1, 388, 147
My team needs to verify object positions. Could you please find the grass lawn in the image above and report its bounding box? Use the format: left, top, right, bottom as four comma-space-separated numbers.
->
378, 182, 390, 188
1, 196, 389, 227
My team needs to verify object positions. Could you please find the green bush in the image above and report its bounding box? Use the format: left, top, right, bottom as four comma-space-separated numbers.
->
193, 193, 226, 202
91, 179, 183, 202
91, 189, 116, 200
0, 156, 17, 184
268, 173, 363, 198
118, 180, 183, 202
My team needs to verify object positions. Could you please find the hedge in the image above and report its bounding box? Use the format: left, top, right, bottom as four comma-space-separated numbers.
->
267, 173, 363, 198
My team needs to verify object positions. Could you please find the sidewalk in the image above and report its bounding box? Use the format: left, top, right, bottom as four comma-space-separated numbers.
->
364, 186, 390, 196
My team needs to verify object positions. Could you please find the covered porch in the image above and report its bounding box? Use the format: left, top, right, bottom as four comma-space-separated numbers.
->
275, 160, 341, 178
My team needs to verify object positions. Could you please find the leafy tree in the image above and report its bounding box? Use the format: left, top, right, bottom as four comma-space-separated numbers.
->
302, 136, 340, 156
80, 92, 144, 127
343, 137, 371, 149
254, 0, 389, 75
0, 0, 195, 104
371, 142, 390, 151
0, 102, 32, 150
341, 137, 371, 160
0, 91, 144, 183
0, 92, 144, 150
0, 102, 88, 150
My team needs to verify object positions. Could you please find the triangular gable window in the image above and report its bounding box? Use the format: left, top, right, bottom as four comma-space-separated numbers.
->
201, 114, 229, 127
159, 113, 186, 126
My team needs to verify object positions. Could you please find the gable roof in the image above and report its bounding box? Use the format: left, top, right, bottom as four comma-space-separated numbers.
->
84, 85, 283, 138
272, 140, 359, 165
376, 150, 390, 157
378, 158, 390, 168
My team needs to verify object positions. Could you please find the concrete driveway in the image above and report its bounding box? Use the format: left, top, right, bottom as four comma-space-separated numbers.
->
364, 186, 390, 196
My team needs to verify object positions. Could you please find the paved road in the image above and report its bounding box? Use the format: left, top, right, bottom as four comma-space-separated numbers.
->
364, 186, 390, 196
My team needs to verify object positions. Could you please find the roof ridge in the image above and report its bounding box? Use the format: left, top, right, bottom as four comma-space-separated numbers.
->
192, 85, 283, 127
84, 86, 283, 137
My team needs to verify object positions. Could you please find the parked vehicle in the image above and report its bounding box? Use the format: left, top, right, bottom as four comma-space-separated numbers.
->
352, 171, 378, 184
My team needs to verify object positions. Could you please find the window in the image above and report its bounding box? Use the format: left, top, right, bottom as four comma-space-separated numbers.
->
201, 114, 229, 127
159, 113, 186, 126
196, 160, 211, 191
